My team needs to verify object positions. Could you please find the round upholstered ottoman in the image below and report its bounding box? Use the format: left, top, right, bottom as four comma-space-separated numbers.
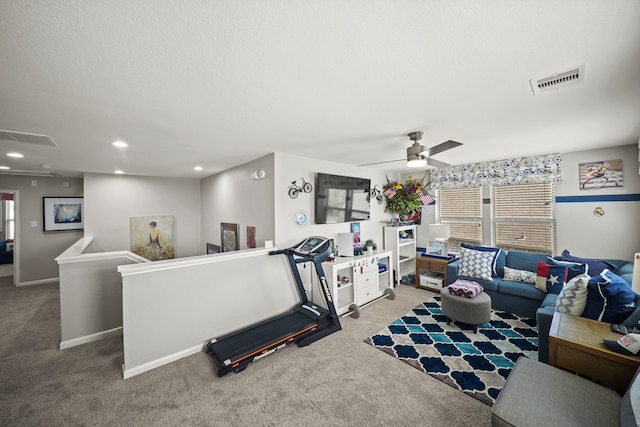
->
440, 287, 491, 333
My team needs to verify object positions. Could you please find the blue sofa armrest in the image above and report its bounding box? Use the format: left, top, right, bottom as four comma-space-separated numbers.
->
446, 259, 460, 285
536, 304, 555, 364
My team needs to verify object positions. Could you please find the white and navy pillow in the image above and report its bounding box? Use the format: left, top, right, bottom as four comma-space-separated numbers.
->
460, 243, 500, 277
459, 245, 499, 281
503, 266, 536, 284
555, 273, 590, 316
582, 269, 636, 323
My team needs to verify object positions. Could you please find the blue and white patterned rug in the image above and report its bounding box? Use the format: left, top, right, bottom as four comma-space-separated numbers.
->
364, 296, 538, 406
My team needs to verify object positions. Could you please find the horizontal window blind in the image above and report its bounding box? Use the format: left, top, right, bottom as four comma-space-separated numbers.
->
442, 221, 483, 243
493, 183, 555, 254
495, 221, 554, 253
439, 187, 482, 218
493, 183, 553, 218
438, 187, 483, 252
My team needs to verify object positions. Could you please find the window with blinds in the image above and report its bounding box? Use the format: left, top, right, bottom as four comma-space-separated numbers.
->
492, 183, 555, 254
438, 187, 483, 252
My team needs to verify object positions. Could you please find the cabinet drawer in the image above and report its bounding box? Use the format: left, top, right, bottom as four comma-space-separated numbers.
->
355, 270, 377, 287
421, 260, 445, 273
356, 283, 377, 304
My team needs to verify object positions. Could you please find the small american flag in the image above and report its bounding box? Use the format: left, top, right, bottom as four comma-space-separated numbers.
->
419, 191, 434, 205
383, 187, 396, 199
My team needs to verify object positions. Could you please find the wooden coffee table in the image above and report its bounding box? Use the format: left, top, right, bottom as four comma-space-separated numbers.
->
549, 312, 640, 390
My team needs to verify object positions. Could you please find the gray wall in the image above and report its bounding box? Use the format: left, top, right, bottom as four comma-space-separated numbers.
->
200, 154, 276, 250
555, 144, 640, 260
83, 173, 202, 257
0, 175, 83, 284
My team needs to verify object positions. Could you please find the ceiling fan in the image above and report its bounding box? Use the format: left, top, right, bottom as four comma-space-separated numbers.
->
359, 131, 462, 169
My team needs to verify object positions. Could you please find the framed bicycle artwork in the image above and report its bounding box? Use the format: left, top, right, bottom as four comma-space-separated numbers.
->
578, 159, 623, 190
221, 222, 239, 252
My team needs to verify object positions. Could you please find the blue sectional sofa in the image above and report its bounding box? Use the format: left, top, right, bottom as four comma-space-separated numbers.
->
0, 240, 13, 265
446, 249, 638, 364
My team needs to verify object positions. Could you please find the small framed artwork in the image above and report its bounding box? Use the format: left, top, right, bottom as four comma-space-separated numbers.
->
206, 243, 221, 254
42, 197, 84, 232
221, 222, 239, 252
247, 226, 256, 248
579, 159, 623, 190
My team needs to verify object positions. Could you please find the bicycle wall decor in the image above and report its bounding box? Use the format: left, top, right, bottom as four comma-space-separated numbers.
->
578, 159, 624, 190
288, 178, 313, 199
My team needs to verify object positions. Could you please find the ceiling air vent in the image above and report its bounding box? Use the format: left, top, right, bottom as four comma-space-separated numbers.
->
0, 129, 56, 146
529, 65, 585, 95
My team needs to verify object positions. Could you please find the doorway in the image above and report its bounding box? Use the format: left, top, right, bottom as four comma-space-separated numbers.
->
0, 190, 18, 285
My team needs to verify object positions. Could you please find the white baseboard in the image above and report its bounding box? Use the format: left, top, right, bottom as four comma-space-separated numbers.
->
122, 343, 204, 379
60, 327, 123, 350
19, 277, 59, 287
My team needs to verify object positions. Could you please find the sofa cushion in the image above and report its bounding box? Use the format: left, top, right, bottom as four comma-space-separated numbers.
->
535, 261, 568, 294
555, 273, 589, 316
498, 279, 546, 301
0, 240, 5, 252
506, 250, 550, 274
503, 266, 536, 284
582, 269, 636, 323
547, 257, 589, 280
561, 250, 617, 277
458, 245, 499, 281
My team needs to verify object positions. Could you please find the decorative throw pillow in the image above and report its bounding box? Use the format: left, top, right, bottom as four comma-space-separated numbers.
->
582, 269, 636, 323
561, 250, 616, 277
460, 243, 501, 277
546, 257, 589, 280
503, 266, 536, 284
534, 261, 568, 294
555, 273, 590, 316
458, 246, 496, 281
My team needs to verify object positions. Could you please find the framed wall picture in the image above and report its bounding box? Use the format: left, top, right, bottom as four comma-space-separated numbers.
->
578, 159, 623, 190
130, 215, 175, 261
42, 197, 84, 232
247, 226, 256, 248
221, 222, 239, 252
206, 243, 220, 254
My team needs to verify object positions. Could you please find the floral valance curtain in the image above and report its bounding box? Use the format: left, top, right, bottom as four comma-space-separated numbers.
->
430, 153, 562, 189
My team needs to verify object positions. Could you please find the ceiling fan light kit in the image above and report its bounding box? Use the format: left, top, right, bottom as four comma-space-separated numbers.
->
357, 130, 462, 169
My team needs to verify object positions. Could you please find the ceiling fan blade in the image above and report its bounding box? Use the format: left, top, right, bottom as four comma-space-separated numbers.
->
358, 158, 405, 167
426, 157, 450, 169
423, 140, 462, 157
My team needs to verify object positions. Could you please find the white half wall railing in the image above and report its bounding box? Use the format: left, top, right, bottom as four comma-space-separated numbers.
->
56, 236, 149, 350
118, 246, 301, 379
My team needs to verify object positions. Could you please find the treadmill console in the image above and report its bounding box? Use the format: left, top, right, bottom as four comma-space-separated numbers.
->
294, 236, 330, 255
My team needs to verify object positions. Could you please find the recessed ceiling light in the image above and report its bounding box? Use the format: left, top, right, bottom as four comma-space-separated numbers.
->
112, 140, 128, 148
194, 166, 203, 171
0, 166, 10, 170
114, 170, 125, 175
7, 152, 24, 158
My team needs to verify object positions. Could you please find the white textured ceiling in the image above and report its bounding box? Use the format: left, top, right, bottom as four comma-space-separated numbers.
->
1, 0, 639, 178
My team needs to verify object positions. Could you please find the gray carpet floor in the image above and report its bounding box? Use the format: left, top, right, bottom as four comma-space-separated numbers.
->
0, 276, 491, 426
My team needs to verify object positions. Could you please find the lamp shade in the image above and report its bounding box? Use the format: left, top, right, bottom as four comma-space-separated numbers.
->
633, 253, 640, 294
428, 224, 451, 241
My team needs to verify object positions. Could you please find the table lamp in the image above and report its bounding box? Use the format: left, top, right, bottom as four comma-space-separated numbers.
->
428, 224, 451, 242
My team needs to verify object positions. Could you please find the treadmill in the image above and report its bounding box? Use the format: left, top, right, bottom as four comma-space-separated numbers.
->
205, 236, 341, 377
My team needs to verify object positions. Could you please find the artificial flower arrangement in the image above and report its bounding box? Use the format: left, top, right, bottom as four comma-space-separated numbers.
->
382, 175, 434, 218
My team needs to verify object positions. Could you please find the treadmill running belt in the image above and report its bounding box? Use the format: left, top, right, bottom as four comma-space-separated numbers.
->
208, 310, 318, 368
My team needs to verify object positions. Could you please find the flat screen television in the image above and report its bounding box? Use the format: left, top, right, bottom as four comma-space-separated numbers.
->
315, 173, 371, 224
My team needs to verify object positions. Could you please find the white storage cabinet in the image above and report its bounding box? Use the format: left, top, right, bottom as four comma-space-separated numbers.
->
321, 251, 394, 318
383, 225, 417, 285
